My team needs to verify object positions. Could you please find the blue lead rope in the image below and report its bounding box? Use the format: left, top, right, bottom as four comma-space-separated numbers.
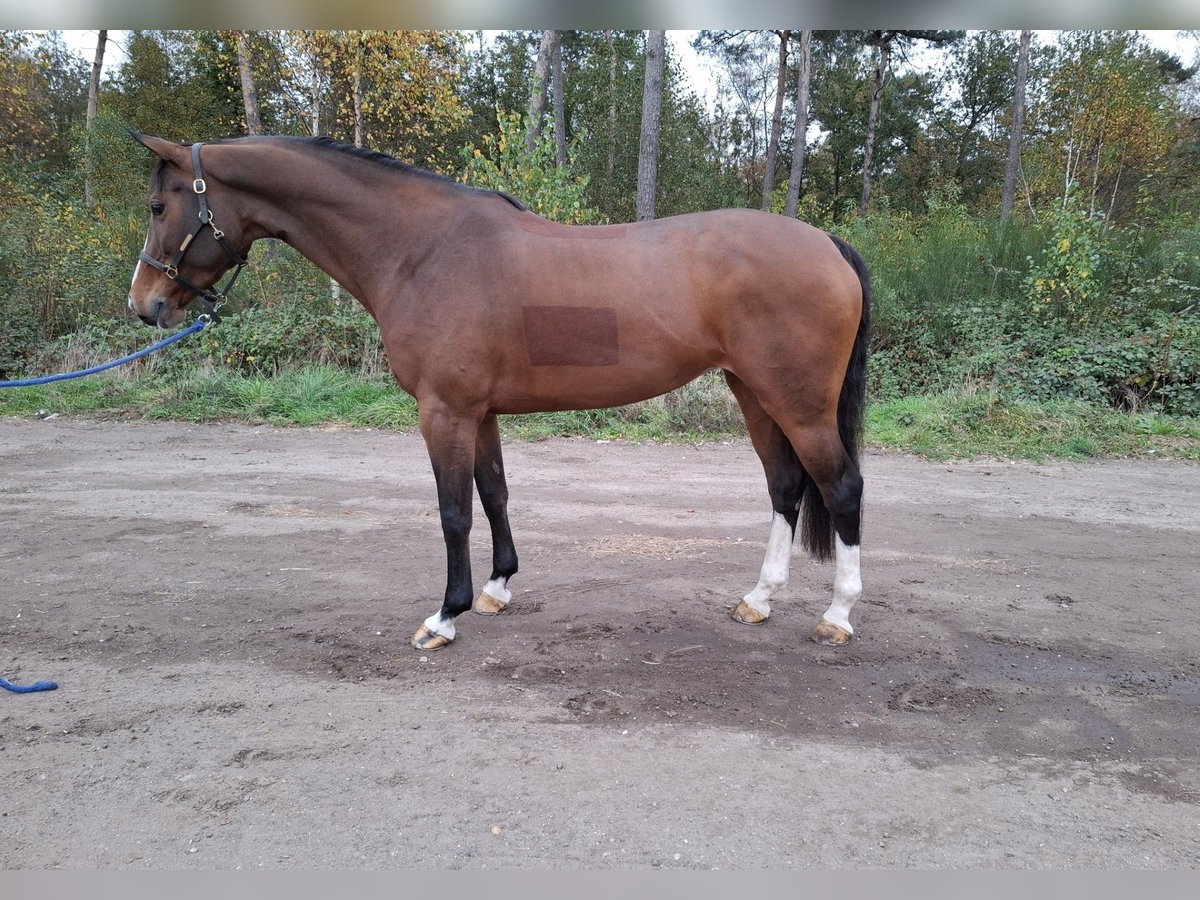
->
1, 677, 58, 693
0, 315, 211, 388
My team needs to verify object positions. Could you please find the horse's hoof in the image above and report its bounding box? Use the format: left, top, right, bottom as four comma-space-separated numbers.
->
411, 625, 453, 651
731, 599, 769, 625
472, 590, 507, 616
810, 618, 852, 646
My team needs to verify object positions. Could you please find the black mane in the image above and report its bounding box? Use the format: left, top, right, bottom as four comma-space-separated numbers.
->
240, 134, 529, 211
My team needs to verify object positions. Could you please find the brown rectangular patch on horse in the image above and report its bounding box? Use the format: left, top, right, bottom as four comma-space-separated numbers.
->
522, 306, 619, 367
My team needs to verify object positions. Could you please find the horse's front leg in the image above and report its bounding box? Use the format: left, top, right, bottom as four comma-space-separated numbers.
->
410, 403, 480, 651
471, 413, 519, 616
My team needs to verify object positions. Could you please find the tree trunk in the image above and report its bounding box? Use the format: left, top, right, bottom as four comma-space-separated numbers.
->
552, 35, 568, 168
309, 52, 321, 138
84, 29, 106, 208
526, 30, 558, 154
1000, 30, 1032, 224
352, 33, 366, 148
636, 30, 665, 222
860, 34, 892, 217
236, 31, 263, 135
784, 30, 812, 218
606, 30, 617, 186
761, 29, 791, 210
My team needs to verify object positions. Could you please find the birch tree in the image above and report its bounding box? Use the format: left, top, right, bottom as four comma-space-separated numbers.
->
526, 30, 557, 154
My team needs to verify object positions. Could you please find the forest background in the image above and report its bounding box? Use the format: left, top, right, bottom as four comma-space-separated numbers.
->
2, 28, 1199, 458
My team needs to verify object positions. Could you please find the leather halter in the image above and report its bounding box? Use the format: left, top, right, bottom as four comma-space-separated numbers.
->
137, 142, 247, 322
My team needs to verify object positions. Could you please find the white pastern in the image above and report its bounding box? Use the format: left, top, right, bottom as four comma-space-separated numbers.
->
480, 576, 512, 608
741, 512, 794, 617
422, 611, 456, 640
821, 536, 862, 633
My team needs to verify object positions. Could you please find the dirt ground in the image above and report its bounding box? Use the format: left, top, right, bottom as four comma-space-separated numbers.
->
1, 416, 1198, 869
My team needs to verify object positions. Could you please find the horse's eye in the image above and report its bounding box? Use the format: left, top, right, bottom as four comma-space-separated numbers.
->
150, 202, 166, 217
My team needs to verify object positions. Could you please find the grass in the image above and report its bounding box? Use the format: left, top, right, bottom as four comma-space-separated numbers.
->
867, 392, 1200, 461
2, 363, 1198, 461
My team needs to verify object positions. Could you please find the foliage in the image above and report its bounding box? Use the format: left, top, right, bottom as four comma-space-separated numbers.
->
1024, 31, 1179, 222
3, 28, 1200, 447
867, 391, 1200, 460
459, 112, 603, 224
283, 30, 466, 167
1023, 190, 1107, 323
4, 360, 1197, 461
925, 30, 1018, 208
106, 31, 243, 141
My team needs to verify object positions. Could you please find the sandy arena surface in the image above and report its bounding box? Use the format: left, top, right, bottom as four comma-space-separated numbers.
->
1, 417, 1198, 869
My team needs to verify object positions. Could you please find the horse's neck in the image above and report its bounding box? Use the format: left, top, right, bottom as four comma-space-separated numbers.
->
233, 145, 449, 306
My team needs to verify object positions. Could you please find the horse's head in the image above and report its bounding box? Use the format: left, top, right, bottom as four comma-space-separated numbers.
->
128, 133, 249, 328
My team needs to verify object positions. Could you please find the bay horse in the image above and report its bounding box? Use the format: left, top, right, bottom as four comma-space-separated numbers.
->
126, 133, 870, 652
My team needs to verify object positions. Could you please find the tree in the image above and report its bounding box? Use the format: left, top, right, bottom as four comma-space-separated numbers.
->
526, 30, 557, 154
932, 31, 1019, 206
84, 30, 107, 208
108, 31, 240, 139
806, 32, 870, 214
293, 31, 465, 166
1001, 30, 1032, 223
461, 112, 602, 224
859, 29, 962, 216
552, 35, 567, 168
784, 29, 812, 217
636, 29, 665, 221
694, 30, 782, 206
1028, 31, 1181, 221
235, 30, 263, 135
761, 29, 791, 209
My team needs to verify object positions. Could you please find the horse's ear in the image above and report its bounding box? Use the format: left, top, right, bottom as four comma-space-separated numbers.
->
128, 131, 188, 166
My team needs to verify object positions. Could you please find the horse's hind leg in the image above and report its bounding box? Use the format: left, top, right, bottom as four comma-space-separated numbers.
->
471, 413, 519, 616
724, 372, 807, 625
781, 423, 864, 646
410, 402, 480, 651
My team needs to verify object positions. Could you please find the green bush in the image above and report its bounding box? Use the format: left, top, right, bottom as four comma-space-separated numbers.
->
459, 112, 604, 225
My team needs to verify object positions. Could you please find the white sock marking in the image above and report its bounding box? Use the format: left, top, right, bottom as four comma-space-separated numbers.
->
422, 611, 456, 640
741, 512, 793, 617
821, 535, 861, 633
480, 576, 511, 607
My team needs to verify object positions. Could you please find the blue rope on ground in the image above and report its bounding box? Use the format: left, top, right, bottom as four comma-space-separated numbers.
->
0, 316, 210, 388
1, 677, 58, 693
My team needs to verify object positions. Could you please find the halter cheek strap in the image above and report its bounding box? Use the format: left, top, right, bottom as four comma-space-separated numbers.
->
138, 142, 248, 322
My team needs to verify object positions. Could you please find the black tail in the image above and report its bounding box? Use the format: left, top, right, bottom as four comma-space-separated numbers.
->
798, 232, 872, 561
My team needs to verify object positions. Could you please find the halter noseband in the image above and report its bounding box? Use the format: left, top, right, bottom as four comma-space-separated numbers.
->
138, 142, 247, 322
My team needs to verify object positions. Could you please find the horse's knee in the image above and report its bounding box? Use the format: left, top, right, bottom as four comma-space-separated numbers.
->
438, 504, 471, 541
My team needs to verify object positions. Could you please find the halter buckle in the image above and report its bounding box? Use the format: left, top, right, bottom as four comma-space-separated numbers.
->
193, 178, 207, 194
164, 263, 179, 280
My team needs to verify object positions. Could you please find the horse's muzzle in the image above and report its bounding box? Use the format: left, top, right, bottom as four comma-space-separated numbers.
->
132, 298, 169, 328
